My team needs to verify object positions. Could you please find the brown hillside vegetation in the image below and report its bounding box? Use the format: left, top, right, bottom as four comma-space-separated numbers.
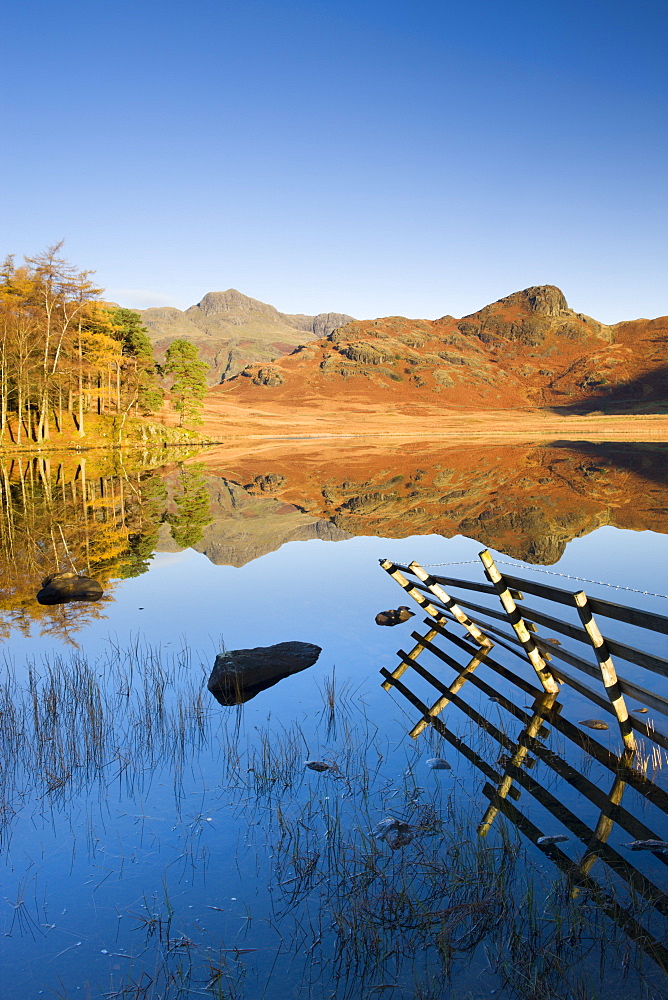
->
196, 285, 668, 435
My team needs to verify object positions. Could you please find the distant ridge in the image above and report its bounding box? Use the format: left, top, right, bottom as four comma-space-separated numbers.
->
139, 289, 354, 383
209, 284, 668, 412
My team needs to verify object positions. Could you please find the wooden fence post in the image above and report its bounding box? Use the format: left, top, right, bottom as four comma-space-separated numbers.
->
380, 559, 491, 646
381, 617, 448, 692
478, 692, 557, 836
573, 590, 636, 752
409, 644, 491, 738
479, 549, 561, 694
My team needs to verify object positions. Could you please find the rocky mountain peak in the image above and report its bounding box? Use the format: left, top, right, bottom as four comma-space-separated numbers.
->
191, 289, 280, 318
524, 285, 569, 316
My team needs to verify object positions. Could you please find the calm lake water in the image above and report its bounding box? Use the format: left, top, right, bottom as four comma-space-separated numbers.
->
1, 440, 667, 1000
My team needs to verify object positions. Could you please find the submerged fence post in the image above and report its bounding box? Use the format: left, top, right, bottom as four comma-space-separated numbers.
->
409, 644, 491, 738
380, 559, 491, 647
478, 691, 557, 836
479, 549, 561, 695
573, 590, 636, 752
381, 618, 448, 692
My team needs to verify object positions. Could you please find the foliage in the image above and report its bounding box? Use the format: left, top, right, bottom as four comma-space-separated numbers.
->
166, 463, 212, 548
0, 245, 163, 444
164, 339, 209, 426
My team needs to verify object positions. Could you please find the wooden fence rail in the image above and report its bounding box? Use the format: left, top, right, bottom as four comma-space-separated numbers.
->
380, 550, 668, 754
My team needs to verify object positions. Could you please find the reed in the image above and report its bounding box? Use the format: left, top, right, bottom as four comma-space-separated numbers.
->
1, 643, 666, 1000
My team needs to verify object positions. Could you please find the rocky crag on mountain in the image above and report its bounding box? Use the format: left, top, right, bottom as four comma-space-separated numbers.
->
210, 285, 667, 411
141, 289, 353, 384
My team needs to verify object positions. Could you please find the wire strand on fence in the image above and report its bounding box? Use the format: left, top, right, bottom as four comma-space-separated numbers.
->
384, 557, 668, 600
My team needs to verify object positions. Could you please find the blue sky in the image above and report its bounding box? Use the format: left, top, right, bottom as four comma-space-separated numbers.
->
2, 0, 666, 322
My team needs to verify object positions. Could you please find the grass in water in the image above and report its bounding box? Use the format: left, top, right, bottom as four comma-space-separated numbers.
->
0, 649, 666, 1000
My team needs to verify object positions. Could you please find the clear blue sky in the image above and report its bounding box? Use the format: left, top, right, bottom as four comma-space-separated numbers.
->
2, 0, 666, 323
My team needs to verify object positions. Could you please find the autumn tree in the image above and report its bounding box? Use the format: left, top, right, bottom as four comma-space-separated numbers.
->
0, 247, 164, 445
164, 339, 208, 426
24, 243, 102, 441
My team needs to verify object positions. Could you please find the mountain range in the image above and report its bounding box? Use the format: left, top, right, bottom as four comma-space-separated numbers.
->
207, 284, 667, 413
140, 289, 354, 383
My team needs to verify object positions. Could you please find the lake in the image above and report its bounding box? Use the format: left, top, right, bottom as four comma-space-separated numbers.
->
1, 438, 667, 1000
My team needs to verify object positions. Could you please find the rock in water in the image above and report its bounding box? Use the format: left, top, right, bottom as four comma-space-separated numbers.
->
207, 641, 321, 706
375, 606, 415, 626
537, 835, 569, 845
37, 571, 104, 605
372, 817, 415, 849
578, 719, 609, 731
304, 760, 330, 772
426, 758, 451, 770
624, 839, 668, 851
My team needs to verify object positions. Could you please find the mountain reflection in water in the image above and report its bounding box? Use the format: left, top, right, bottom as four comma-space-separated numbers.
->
1, 439, 667, 640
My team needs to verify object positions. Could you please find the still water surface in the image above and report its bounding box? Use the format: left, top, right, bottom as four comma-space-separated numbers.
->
1, 441, 667, 999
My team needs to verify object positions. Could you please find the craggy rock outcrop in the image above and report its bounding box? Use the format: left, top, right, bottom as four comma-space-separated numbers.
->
208, 641, 322, 705
210, 284, 668, 412
141, 289, 354, 383
37, 571, 104, 605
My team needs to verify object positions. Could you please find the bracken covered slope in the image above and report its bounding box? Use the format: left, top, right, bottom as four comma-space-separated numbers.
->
211, 285, 668, 412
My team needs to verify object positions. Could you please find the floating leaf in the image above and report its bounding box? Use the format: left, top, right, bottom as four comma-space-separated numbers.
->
537, 834, 569, 845
304, 760, 330, 772
578, 719, 609, 730
426, 757, 451, 770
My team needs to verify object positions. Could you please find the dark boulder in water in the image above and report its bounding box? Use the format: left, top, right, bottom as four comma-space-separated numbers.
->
207, 641, 322, 706
37, 571, 104, 605
375, 605, 415, 626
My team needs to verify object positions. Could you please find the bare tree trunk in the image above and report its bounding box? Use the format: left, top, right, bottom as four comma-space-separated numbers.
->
77, 327, 85, 437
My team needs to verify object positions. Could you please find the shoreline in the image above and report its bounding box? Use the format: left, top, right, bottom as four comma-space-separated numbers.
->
1, 410, 668, 455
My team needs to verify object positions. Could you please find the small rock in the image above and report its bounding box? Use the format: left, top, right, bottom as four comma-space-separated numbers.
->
633, 707, 649, 714
537, 835, 569, 845
578, 719, 609, 730
304, 760, 330, 772
375, 606, 415, 627
426, 758, 451, 770
372, 817, 415, 849
624, 839, 668, 851
37, 571, 104, 605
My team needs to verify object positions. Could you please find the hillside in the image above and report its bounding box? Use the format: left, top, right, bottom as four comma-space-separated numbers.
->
206, 285, 667, 417
140, 288, 353, 383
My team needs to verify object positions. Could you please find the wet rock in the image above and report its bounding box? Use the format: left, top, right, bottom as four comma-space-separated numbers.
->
375, 606, 415, 626
625, 839, 668, 852
207, 641, 321, 706
304, 760, 330, 772
578, 719, 609, 731
37, 571, 104, 605
372, 817, 415, 849
426, 758, 451, 770
537, 835, 569, 845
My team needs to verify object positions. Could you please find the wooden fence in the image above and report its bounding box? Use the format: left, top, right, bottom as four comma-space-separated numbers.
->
378, 549, 668, 971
